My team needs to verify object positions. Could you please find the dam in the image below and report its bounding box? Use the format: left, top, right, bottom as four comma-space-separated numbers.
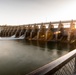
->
0, 20, 76, 43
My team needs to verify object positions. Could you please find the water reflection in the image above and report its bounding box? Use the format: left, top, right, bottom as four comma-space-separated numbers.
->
21, 40, 76, 51
0, 40, 76, 75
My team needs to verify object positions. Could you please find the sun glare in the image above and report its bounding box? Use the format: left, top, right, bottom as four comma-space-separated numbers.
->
75, 24, 76, 28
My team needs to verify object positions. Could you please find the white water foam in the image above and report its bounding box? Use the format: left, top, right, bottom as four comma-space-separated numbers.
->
19, 35, 25, 39
11, 35, 15, 38
0, 36, 24, 40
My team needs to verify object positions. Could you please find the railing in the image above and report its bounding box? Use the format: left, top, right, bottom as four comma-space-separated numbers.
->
27, 49, 76, 75
26, 20, 76, 25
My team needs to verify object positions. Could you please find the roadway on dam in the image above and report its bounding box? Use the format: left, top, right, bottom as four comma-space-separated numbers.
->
0, 39, 75, 75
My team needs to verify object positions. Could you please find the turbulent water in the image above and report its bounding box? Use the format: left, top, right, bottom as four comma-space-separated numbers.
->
0, 39, 75, 75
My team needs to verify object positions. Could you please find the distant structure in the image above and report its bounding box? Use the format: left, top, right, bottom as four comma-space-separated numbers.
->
0, 20, 76, 43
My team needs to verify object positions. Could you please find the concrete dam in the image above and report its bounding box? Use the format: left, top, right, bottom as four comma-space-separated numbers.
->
0, 20, 76, 43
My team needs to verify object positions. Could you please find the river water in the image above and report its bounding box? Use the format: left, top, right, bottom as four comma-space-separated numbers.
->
0, 39, 75, 75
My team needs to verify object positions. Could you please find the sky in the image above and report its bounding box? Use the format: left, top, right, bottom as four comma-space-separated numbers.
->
0, 0, 76, 25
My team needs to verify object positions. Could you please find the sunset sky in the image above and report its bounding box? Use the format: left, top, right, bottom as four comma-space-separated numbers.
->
0, 0, 76, 25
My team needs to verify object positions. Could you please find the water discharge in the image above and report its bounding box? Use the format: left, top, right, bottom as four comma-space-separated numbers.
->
0, 35, 24, 40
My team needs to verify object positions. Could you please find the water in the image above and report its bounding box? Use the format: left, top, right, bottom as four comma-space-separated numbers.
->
0, 39, 75, 75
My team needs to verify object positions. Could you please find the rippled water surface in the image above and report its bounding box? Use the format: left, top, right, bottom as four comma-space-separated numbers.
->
0, 39, 75, 75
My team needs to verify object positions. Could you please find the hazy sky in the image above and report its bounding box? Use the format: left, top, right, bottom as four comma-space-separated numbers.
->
0, 0, 76, 25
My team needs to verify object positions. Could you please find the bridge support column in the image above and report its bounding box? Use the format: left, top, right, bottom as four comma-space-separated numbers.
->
67, 32, 71, 41
55, 33, 58, 41
55, 21, 63, 41
45, 22, 54, 41
67, 20, 75, 42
